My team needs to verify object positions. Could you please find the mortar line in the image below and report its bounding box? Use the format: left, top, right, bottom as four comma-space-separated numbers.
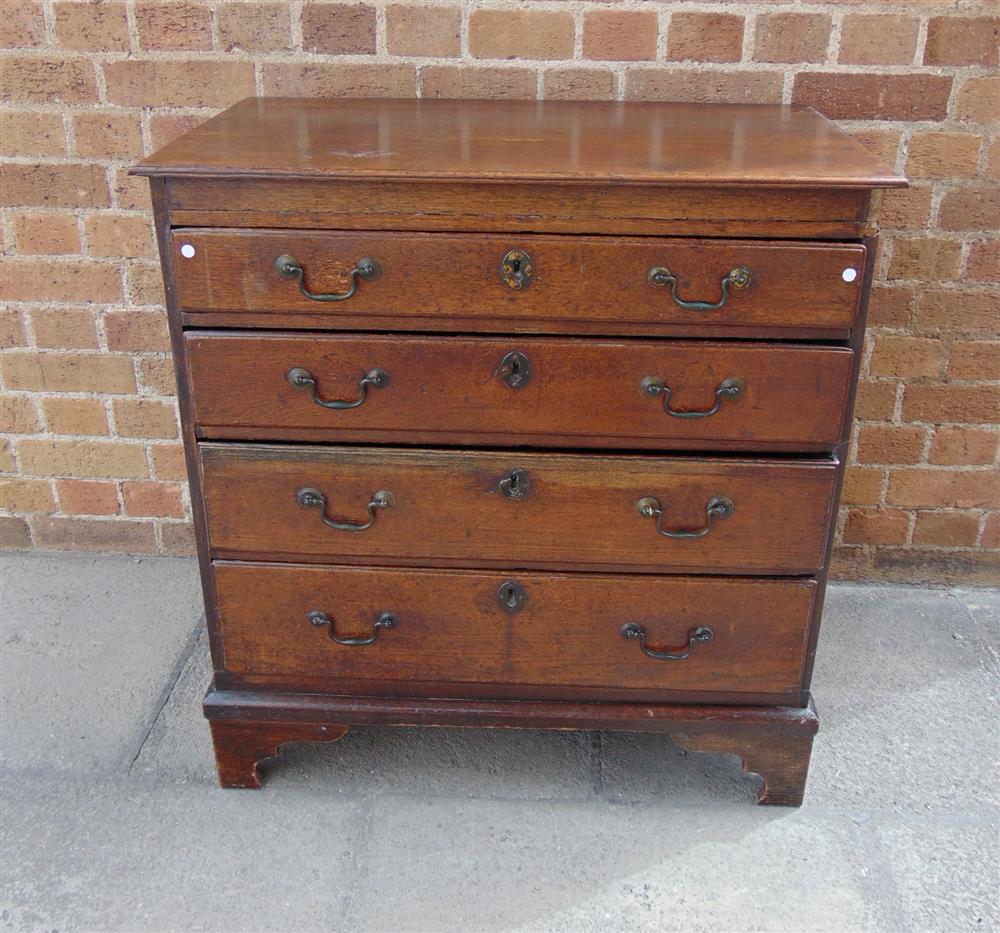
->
125, 613, 206, 776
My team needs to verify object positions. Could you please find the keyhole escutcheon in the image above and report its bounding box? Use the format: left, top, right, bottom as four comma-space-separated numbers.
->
498, 580, 527, 614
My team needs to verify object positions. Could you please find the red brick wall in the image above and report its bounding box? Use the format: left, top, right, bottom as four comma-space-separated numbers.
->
1, 1, 998, 583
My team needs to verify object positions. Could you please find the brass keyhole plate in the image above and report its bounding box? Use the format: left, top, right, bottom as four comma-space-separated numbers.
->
499, 351, 531, 389
500, 249, 534, 290
498, 580, 527, 614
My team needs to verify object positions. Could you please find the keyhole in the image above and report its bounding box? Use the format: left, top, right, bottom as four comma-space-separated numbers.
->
510, 258, 522, 278
499, 351, 531, 389
508, 471, 519, 492
498, 580, 526, 614
504, 586, 517, 607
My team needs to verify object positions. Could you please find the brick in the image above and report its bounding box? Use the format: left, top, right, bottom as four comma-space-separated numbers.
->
904, 384, 1000, 425
842, 508, 909, 546
2, 260, 122, 303
262, 63, 416, 98
938, 188, 1000, 232
18, 439, 148, 478
868, 284, 913, 329
386, 5, 460, 57
421, 66, 535, 100
583, 11, 658, 62
0, 163, 110, 209
988, 139, 1000, 180
160, 521, 196, 555
104, 60, 255, 108
148, 114, 208, 151
12, 213, 81, 255
906, 133, 981, 180
839, 15, 918, 65
1, 477, 54, 513
218, 2, 291, 52
929, 427, 998, 467
753, 13, 829, 64
869, 336, 943, 380
0, 439, 16, 473
879, 187, 932, 230
42, 397, 109, 436
126, 262, 165, 306
887, 237, 962, 282
829, 545, 873, 582
32, 516, 157, 554
1, 395, 41, 433
915, 288, 997, 335
151, 444, 187, 481
543, 69, 615, 102
850, 128, 901, 166
112, 398, 178, 438
948, 341, 1000, 381
113, 169, 152, 212
1, 310, 28, 349
138, 357, 177, 396
853, 380, 896, 422
873, 549, 1000, 586
3, 352, 135, 394
667, 13, 742, 63
887, 470, 1000, 510
912, 511, 980, 547
302, 3, 376, 54
626, 70, 783, 105
56, 479, 119, 515
31, 309, 99, 350
924, 16, 999, 66
85, 213, 155, 259
841, 466, 884, 506
0, 517, 32, 549
983, 513, 1000, 549
1, 2, 47, 48
0, 56, 98, 103
54, 1, 129, 51
104, 310, 170, 352
73, 112, 143, 160
955, 77, 1000, 124
123, 480, 184, 518
792, 73, 951, 122
470, 10, 574, 61
856, 424, 926, 465
0, 112, 66, 157
136, 1, 212, 50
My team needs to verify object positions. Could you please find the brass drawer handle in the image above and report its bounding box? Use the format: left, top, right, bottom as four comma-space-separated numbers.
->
275, 254, 382, 302
287, 366, 388, 410
297, 486, 395, 532
308, 609, 397, 646
636, 495, 733, 539
620, 623, 714, 661
648, 266, 752, 311
641, 376, 745, 419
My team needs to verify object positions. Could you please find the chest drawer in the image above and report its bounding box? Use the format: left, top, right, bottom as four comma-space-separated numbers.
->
172, 230, 867, 338
186, 333, 854, 453
214, 563, 816, 700
201, 444, 838, 575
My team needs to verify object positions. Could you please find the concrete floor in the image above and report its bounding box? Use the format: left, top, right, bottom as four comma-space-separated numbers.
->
0, 552, 997, 933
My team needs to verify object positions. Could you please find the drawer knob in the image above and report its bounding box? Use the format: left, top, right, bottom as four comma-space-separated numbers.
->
308, 609, 397, 646
297, 486, 395, 532
287, 366, 388, 410
620, 623, 714, 661
636, 495, 733, 539
640, 376, 745, 419
275, 253, 382, 302
500, 249, 534, 289
648, 265, 752, 312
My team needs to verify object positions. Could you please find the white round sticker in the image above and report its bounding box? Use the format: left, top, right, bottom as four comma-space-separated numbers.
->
180, 243, 196, 259
842, 267, 858, 283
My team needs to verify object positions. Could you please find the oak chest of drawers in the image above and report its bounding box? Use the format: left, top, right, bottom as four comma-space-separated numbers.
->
137, 98, 904, 805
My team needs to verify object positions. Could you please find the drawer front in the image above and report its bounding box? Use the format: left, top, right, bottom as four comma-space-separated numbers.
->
186, 333, 854, 453
201, 445, 838, 574
172, 230, 866, 337
214, 563, 816, 698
